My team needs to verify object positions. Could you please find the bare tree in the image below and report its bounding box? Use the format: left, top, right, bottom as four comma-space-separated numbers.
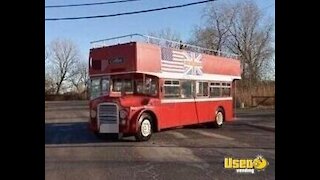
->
45, 71, 56, 95
227, 1, 274, 84
149, 28, 181, 41
191, 0, 274, 84
45, 45, 50, 61
191, 2, 236, 53
148, 28, 184, 49
260, 57, 275, 80
48, 39, 80, 94
69, 60, 88, 93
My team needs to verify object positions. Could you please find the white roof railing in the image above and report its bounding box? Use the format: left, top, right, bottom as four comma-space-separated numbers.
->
90, 33, 239, 59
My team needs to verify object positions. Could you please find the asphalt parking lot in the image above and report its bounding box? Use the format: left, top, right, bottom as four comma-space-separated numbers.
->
45, 101, 275, 180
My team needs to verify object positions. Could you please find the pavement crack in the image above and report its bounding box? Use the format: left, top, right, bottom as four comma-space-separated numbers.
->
132, 162, 159, 180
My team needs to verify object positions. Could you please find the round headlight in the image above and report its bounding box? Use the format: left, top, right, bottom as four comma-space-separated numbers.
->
119, 109, 128, 119
90, 110, 97, 118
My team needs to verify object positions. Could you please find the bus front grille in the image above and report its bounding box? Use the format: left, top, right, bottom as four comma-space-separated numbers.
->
98, 103, 118, 124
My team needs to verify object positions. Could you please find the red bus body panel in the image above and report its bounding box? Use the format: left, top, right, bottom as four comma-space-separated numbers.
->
156, 100, 233, 129
202, 54, 241, 76
136, 43, 162, 73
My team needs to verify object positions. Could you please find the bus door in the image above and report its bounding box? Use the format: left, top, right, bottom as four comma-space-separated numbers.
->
160, 80, 198, 128
194, 81, 212, 123
160, 80, 181, 128
178, 80, 198, 126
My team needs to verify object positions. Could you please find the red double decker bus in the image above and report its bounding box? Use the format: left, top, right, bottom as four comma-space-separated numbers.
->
88, 34, 241, 141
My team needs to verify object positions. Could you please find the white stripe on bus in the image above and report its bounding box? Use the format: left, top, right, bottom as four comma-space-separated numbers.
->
161, 97, 232, 103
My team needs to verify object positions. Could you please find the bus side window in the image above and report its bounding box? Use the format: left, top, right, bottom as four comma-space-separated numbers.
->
222, 87, 231, 96
164, 80, 180, 98
209, 82, 231, 97
196, 81, 208, 97
181, 80, 193, 98
209, 82, 221, 97
210, 87, 221, 97
221, 82, 231, 97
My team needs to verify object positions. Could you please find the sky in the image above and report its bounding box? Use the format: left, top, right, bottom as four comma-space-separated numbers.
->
45, 0, 275, 60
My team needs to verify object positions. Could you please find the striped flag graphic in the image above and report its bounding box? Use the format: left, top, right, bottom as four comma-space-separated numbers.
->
161, 47, 203, 75
161, 47, 185, 73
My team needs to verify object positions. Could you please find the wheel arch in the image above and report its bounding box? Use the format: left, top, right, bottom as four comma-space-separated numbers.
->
136, 109, 159, 132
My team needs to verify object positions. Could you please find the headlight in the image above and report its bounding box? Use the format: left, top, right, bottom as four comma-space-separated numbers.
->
90, 110, 97, 118
119, 109, 128, 119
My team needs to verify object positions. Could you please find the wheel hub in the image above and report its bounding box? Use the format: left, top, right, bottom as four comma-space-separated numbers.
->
141, 119, 151, 137
216, 112, 223, 125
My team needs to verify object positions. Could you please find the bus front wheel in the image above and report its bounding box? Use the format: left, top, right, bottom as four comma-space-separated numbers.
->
135, 113, 153, 141
213, 109, 224, 128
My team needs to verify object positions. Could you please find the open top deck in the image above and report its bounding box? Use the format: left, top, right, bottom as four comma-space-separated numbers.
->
89, 34, 241, 81
90, 34, 239, 60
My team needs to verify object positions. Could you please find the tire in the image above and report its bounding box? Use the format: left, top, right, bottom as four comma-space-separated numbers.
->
213, 108, 224, 128
135, 113, 153, 141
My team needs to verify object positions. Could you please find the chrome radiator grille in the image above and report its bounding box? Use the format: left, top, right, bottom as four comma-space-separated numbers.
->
98, 103, 118, 124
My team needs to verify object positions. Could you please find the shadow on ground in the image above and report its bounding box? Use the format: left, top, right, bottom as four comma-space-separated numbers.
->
45, 122, 136, 144
45, 122, 216, 145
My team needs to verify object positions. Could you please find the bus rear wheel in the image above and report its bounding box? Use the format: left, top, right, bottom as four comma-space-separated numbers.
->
213, 109, 224, 128
135, 113, 153, 141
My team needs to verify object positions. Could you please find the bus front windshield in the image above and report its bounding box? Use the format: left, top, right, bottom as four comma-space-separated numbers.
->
90, 77, 110, 99
90, 75, 158, 98
111, 75, 158, 96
